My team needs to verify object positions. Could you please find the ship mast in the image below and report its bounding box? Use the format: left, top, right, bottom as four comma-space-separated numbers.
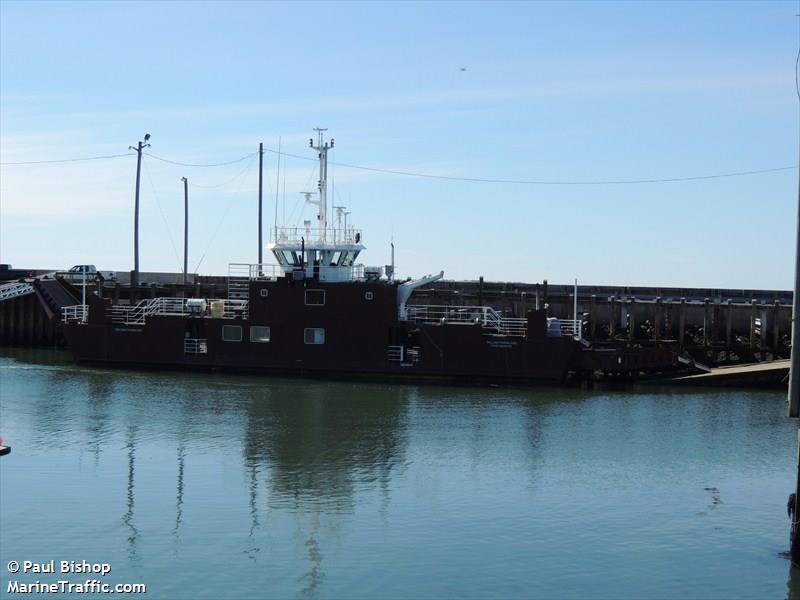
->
309, 128, 333, 242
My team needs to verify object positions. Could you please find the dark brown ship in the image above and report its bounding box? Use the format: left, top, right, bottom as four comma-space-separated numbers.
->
61, 132, 676, 384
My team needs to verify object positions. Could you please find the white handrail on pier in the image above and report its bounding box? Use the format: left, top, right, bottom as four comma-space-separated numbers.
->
0, 282, 34, 301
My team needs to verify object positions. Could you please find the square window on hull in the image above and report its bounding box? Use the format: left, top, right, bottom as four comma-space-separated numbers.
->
250, 326, 270, 342
304, 328, 325, 345
305, 290, 325, 306
222, 325, 242, 342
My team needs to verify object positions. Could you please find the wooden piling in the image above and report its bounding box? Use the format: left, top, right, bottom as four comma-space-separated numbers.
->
679, 298, 686, 353
542, 280, 548, 314
774, 300, 782, 360
726, 299, 733, 362
609, 296, 616, 338
628, 298, 636, 341
654, 296, 662, 343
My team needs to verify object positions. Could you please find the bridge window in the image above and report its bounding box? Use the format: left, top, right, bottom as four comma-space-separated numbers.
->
305, 289, 325, 306
222, 325, 242, 342
250, 326, 270, 343
304, 328, 325, 345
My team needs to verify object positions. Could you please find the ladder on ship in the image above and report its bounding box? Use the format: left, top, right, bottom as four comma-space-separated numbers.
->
227, 264, 250, 300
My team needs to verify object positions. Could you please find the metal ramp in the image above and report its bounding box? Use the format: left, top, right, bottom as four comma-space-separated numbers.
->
0, 281, 34, 301
34, 279, 79, 319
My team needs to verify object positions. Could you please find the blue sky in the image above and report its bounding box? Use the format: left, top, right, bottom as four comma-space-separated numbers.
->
1, 1, 797, 288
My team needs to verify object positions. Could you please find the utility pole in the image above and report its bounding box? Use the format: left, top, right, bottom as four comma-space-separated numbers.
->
181, 177, 188, 285
787, 13, 800, 566
791, 176, 800, 418
128, 134, 151, 288
258, 142, 263, 265
788, 48, 800, 417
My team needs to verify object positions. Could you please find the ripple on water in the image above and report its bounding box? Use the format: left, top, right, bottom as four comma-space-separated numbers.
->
0, 348, 795, 599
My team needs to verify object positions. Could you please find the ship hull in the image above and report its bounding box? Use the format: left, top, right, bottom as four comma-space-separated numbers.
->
63, 319, 578, 384
62, 278, 581, 385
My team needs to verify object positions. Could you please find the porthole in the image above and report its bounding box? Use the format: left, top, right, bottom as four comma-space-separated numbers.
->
365, 291, 374, 300
260, 289, 268, 298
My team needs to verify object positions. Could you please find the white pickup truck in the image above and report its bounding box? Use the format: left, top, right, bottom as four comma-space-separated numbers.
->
58, 265, 116, 283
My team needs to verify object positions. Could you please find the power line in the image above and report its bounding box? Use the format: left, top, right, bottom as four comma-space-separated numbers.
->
189, 154, 258, 189
2, 145, 796, 185
260, 146, 796, 185
142, 158, 183, 272
0, 152, 135, 166
143, 151, 257, 168
334, 162, 797, 185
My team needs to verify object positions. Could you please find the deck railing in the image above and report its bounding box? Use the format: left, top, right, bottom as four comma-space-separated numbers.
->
110, 297, 249, 325
228, 262, 368, 287
271, 226, 362, 245
404, 305, 529, 337
557, 319, 582, 340
387, 345, 422, 363
184, 338, 208, 354
61, 305, 88, 323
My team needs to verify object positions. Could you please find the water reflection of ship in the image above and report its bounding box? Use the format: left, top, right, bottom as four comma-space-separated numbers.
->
19, 358, 584, 591
243, 382, 409, 513
242, 381, 409, 594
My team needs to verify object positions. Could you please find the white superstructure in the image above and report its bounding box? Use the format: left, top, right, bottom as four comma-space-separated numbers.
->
266, 130, 368, 282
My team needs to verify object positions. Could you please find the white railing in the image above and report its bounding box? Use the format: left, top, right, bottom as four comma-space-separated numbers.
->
0, 281, 34, 301
387, 345, 403, 361
404, 305, 528, 337
406, 346, 422, 363
558, 319, 582, 340
110, 297, 249, 325
271, 226, 362, 245
228, 262, 367, 283
228, 263, 284, 281
184, 338, 208, 354
319, 264, 366, 281
61, 304, 88, 323
387, 345, 422, 363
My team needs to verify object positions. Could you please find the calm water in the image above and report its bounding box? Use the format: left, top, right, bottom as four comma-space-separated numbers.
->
1, 347, 799, 599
